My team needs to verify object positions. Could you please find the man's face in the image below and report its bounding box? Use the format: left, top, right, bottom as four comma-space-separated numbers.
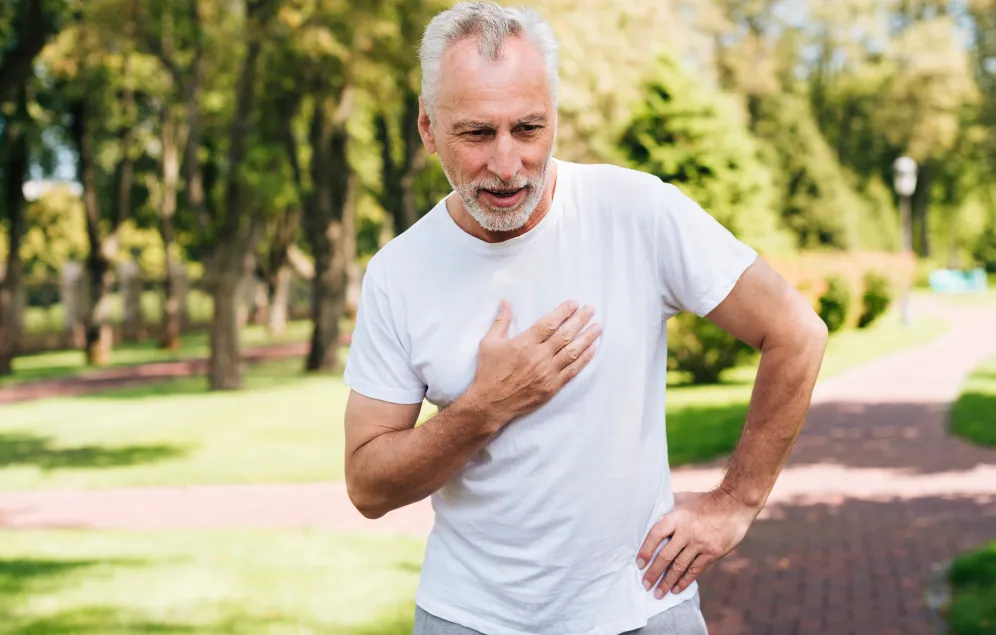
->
420, 35, 557, 233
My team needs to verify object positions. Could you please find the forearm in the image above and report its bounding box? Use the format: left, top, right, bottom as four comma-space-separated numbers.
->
347, 390, 506, 518
719, 321, 828, 511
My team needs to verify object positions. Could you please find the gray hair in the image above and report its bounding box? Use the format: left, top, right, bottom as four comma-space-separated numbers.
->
418, 2, 560, 118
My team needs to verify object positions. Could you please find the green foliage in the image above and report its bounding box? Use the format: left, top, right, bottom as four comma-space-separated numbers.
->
619, 52, 791, 255
949, 542, 996, 635
818, 276, 851, 333
857, 272, 892, 328
974, 221, 996, 273
753, 91, 893, 250
666, 312, 754, 385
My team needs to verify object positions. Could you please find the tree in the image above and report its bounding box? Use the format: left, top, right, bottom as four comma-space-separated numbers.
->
140, 0, 207, 350
205, 0, 281, 390
57, 0, 141, 365
0, 85, 29, 375
620, 52, 790, 254
0, 0, 61, 104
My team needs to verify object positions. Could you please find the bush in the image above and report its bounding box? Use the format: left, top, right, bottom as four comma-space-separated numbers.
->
858, 272, 892, 328
818, 276, 851, 333
667, 312, 753, 385
974, 223, 996, 274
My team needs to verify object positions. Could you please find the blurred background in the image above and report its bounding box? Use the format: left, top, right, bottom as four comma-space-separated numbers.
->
0, 0, 994, 634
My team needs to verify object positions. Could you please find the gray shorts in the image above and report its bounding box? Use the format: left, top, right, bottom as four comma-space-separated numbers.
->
413, 592, 708, 635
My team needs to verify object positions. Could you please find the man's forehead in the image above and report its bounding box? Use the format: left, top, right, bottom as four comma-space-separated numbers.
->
435, 35, 551, 118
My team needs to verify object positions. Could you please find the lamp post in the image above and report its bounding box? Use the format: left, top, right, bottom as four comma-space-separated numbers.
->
893, 156, 917, 326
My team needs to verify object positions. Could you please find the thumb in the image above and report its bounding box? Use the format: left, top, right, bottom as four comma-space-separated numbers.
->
485, 299, 512, 340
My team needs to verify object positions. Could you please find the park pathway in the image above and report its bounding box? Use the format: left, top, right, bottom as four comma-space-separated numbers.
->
1, 297, 995, 634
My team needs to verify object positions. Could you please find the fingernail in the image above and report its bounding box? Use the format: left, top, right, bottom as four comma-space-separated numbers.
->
642, 579, 651, 590
654, 588, 664, 599
636, 558, 646, 569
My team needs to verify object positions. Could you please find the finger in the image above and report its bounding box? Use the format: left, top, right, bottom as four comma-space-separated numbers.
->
642, 533, 685, 592
524, 300, 578, 343
544, 303, 595, 354
654, 546, 699, 599
484, 299, 512, 340
553, 322, 602, 370
557, 339, 597, 384
636, 514, 677, 570
672, 554, 710, 595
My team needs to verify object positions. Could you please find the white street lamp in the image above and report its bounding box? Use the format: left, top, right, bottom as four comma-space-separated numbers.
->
892, 156, 918, 326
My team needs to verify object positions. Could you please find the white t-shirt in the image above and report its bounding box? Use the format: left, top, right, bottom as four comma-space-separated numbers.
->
343, 159, 758, 635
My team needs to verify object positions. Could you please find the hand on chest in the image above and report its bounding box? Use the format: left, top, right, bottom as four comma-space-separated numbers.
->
407, 255, 663, 408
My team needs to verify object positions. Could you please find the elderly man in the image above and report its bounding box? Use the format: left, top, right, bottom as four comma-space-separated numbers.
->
343, 2, 827, 634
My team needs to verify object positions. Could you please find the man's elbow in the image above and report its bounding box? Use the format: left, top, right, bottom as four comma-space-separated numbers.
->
345, 475, 389, 520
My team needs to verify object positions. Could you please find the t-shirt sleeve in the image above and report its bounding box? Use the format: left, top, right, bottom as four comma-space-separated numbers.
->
655, 181, 759, 318
342, 256, 427, 404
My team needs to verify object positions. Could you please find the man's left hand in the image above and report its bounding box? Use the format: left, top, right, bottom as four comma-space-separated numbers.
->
636, 489, 760, 598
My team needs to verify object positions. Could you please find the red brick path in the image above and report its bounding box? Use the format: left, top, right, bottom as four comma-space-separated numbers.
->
1, 298, 995, 634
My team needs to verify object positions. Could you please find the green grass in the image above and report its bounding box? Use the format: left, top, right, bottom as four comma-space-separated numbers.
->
0, 529, 424, 635
0, 320, 315, 388
0, 307, 950, 491
948, 542, 996, 635
22, 290, 216, 336
950, 353, 996, 448
663, 309, 949, 466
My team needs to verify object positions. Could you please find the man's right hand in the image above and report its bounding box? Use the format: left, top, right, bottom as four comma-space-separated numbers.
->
466, 299, 602, 426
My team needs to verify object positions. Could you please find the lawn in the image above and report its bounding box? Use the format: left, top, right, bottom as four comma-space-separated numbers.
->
0, 529, 423, 635
0, 308, 949, 491
0, 319, 315, 387
950, 353, 996, 448
948, 542, 996, 635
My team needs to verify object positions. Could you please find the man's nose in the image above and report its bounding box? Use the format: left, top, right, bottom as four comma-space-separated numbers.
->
488, 133, 522, 182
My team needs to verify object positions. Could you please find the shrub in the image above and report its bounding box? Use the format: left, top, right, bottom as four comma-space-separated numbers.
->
667, 312, 753, 385
818, 276, 851, 333
858, 271, 892, 328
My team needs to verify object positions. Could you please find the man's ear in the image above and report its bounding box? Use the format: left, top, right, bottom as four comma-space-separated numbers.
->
418, 96, 437, 154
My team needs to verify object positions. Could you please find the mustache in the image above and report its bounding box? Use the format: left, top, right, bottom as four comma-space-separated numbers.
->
473, 177, 531, 193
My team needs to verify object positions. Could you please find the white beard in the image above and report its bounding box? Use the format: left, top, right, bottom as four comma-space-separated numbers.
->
441, 153, 553, 233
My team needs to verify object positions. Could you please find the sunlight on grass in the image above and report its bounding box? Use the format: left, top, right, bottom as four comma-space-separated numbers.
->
950, 354, 996, 448
0, 530, 423, 635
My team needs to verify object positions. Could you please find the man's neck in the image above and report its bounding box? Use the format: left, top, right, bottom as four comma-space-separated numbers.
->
447, 161, 559, 244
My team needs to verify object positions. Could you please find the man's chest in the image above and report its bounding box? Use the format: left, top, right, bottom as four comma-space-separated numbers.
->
403, 246, 664, 407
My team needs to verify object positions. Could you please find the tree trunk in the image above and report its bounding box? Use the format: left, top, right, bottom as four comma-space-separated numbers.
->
267, 266, 292, 335
69, 99, 114, 366
209, 269, 242, 390
0, 0, 52, 104
913, 160, 933, 258
158, 104, 183, 350
305, 90, 356, 373
376, 86, 424, 236
0, 93, 29, 376
207, 0, 271, 390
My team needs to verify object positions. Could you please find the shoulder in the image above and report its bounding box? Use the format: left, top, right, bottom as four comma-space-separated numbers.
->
560, 160, 697, 226
563, 160, 666, 199
362, 201, 446, 288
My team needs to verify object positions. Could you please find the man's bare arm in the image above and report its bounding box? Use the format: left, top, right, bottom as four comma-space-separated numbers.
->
345, 299, 602, 519
638, 257, 828, 597
710, 257, 828, 511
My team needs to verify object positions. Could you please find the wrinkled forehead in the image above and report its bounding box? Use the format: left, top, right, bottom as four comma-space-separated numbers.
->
434, 35, 554, 125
